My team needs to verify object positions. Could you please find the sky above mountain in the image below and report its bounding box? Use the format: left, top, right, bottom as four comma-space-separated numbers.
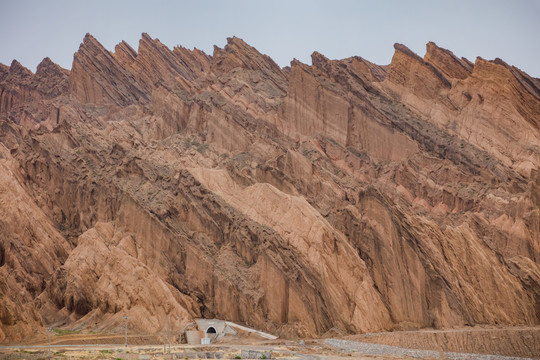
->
1, 0, 539, 76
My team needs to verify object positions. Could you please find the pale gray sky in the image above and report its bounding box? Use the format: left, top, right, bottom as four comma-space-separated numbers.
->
1, 0, 539, 77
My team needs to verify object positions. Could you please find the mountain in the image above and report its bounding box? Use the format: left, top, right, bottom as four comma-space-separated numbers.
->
0, 33, 538, 342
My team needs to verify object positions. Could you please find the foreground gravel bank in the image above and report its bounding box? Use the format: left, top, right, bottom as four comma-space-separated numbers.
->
324, 338, 535, 360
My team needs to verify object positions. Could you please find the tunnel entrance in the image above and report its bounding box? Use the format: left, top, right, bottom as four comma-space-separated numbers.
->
206, 326, 217, 335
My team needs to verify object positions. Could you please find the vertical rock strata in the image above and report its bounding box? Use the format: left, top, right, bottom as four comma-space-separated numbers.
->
0, 35, 538, 342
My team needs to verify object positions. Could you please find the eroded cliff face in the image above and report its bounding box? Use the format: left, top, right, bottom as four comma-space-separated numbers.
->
0, 35, 538, 342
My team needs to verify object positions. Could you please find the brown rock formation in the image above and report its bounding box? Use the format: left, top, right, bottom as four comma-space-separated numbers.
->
384, 42, 540, 177
424, 41, 472, 80
0, 33, 538, 343
70, 33, 149, 106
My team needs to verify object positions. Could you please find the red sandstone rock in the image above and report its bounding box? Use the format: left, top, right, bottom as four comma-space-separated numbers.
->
70, 33, 149, 106
424, 41, 472, 80
0, 34, 538, 343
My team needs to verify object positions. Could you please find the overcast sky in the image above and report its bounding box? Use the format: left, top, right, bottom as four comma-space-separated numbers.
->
1, 0, 539, 77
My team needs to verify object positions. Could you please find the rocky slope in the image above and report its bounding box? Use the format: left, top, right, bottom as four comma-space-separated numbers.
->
0, 34, 538, 342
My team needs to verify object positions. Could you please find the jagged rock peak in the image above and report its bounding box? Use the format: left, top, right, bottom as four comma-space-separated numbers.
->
424, 41, 472, 80
288, 58, 312, 74
510, 67, 540, 102
37, 56, 55, 69
390, 43, 451, 88
290, 58, 302, 67
172, 45, 212, 75
114, 40, 137, 67
34, 57, 70, 97
310, 51, 335, 76
474, 56, 540, 103
138, 33, 177, 63
139, 32, 159, 50
130, 32, 205, 86
311, 51, 330, 67
493, 57, 510, 67
36, 57, 69, 78
0, 62, 9, 82
226, 36, 249, 48
74, 33, 115, 62
81, 32, 102, 49
70, 32, 149, 106
461, 57, 474, 69
473, 55, 513, 77
210, 36, 288, 94
116, 40, 137, 56
173, 44, 212, 60
393, 43, 424, 63
310, 52, 388, 83
138, 32, 174, 54
340, 55, 388, 82
9, 59, 33, 77
214, 36, 285, 78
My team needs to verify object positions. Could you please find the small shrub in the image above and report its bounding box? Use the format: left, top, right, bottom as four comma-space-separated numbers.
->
196, 143, 209, 154
54, 329, 81, 335
328, 137, 340, 146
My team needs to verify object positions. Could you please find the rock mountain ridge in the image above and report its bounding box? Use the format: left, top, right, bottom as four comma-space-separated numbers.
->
0, 33, 539, 342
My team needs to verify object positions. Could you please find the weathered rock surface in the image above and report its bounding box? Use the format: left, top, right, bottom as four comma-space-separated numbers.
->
0, 34, 538, 343
70, 33, 149, 106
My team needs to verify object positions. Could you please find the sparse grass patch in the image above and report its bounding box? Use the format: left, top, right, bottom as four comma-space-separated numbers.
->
232, 152, 249, 168
327, 137, 340, 147
347, 147, 369, 161
196, 143, 209, 154
54, 328, 81, 335
183, 136, 209, 155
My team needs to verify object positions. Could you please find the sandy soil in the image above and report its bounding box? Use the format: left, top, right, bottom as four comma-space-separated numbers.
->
0, 326, 537, 359
344, 326, 540, 358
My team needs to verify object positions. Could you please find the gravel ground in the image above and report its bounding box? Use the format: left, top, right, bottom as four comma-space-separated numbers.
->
324, 339, 535, 360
